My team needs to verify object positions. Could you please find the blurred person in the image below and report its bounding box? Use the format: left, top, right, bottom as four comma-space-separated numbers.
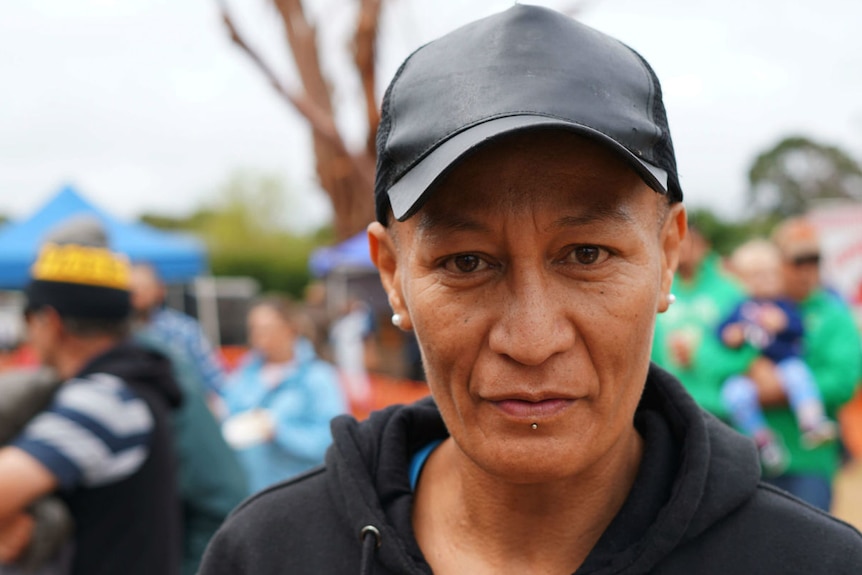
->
220, 296, 347, 493
133, 331, 249, 575
302, 280, 333, 359
0, 227, 182, 574
748, 218, 862, 511
1, 216, 112, 574
130, 263, 226, 396
50, 222, 247, 575
718, 239, 837, 477
652, 225, 753, 416
329, 298, 375, 412
200, 7, 862, 574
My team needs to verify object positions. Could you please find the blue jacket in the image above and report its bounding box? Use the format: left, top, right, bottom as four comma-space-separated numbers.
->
222, 339, 347, 493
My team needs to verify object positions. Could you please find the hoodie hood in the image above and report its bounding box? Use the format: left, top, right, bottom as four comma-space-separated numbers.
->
77, 341, 183, 409
324, 364, 761, 574
583, 366, 762, 574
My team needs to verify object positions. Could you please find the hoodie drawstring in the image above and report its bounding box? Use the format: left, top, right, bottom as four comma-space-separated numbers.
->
359, 525, 381, 575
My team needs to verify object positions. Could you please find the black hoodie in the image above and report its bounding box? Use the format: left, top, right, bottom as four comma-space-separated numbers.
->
61, 342, 183, 575
200, 365, 862, 574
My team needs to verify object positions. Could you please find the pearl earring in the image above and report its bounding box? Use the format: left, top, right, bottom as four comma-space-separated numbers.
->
667, 293, 677, 305
391, 313, 403, 328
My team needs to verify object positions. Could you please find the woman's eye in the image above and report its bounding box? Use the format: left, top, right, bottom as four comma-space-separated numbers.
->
445, 254, 485, 273
567, 246, 606, 265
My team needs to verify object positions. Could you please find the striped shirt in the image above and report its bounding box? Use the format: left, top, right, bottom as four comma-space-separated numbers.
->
148, 307, 226, 395
11, 373, 154, 489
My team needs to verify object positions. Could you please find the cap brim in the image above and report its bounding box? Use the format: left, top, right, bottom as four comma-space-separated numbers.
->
387, 115, 669, 221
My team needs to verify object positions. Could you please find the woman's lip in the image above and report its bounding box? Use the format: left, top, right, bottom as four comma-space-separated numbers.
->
491, 398, 575, 419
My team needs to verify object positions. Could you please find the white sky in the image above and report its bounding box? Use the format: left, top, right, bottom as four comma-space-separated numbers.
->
1, 0, 861, 232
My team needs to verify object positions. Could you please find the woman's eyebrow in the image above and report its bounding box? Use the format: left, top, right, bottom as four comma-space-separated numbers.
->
416, 211, 489, 235
414, 203, 634, 236
548, 205, 634, 231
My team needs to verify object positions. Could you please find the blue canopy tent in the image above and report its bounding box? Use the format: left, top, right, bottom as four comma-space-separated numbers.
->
308, 231, 375, 278
0, 185, 208, 289
308, 232, 389, 314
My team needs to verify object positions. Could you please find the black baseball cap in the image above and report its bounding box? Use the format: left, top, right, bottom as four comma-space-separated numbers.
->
375, 4, 683, 224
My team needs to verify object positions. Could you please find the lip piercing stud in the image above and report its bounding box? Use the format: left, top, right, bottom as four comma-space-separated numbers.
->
531, 423, 538, 430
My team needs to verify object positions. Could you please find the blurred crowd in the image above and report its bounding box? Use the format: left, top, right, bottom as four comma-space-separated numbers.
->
653, 216, 862, 512
0, 210, 860, 573
0, 217, 390, 574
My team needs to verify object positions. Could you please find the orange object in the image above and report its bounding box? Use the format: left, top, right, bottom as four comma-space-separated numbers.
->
840, 385, 862, 459
219, 345, 249, 373
351, 373, 430, 421
0, 345, 38, 372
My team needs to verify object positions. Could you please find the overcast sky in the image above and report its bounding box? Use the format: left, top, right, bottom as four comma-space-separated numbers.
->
2, 0, 861, 232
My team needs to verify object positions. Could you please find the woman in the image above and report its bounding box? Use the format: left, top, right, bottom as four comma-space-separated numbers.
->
201, 6, 862, 573
221, 296, 346, 493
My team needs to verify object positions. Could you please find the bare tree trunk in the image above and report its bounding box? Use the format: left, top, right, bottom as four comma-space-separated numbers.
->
218, 0, 378, 240
218, 0, 596, 239
354, 0, 382, 156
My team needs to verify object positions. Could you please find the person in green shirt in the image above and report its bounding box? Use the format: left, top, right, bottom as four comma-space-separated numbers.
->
652, 225, 754, 417
750, 217, 862, 511
134, 332, 249, 575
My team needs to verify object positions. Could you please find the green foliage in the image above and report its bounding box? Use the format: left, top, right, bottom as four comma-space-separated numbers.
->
140, 209, 216, 232
686, 208, 782, 256
140, 170, 332, 297
748, 135, 862, 217
204, 171, 288, 242
209, 237, 316, 298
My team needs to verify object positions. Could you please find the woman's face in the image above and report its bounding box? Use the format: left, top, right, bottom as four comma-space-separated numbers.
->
247, 304, 296, 363
370, 132, 685, 483
782, 253, 821, 303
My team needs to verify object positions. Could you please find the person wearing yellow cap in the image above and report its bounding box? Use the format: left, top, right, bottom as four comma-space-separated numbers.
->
0, 220, 183, 575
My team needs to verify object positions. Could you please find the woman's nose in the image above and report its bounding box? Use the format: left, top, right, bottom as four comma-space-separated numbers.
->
488, 274, 576, 366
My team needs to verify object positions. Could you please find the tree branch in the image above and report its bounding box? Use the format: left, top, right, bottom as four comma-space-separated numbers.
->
217, 0, 378, 238
559, 0, 601, 17
218, 0, 374, 191
219, 4, 343, 145
272, 0, 334, 114
354, 0, 382, 157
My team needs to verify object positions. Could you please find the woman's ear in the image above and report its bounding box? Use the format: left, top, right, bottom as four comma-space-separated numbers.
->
658, 203, 686, 313
42, 306, 65, 337
367, 222, 412, 330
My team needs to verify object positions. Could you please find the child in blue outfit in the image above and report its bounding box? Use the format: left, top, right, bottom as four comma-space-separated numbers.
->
719, 239, 836, 476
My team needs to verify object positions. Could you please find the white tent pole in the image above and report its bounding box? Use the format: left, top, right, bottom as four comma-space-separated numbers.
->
194, 276, 222, 348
